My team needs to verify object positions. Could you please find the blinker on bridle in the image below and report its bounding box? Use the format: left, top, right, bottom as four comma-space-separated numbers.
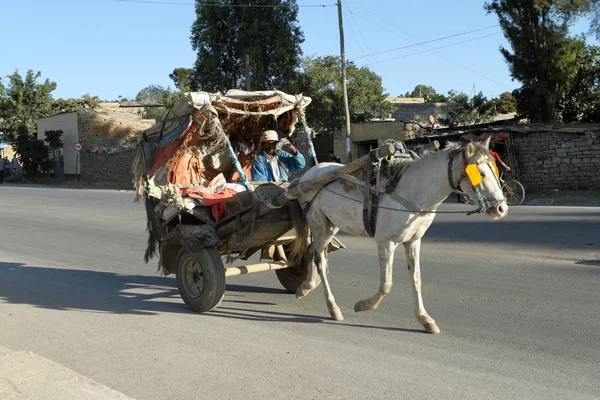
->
447, 148, 504, 213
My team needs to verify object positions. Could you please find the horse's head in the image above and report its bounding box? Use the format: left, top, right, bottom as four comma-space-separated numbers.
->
457, 139, 508, 220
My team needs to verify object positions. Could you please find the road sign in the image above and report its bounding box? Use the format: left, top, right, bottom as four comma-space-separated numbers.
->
73, 142, 82, 152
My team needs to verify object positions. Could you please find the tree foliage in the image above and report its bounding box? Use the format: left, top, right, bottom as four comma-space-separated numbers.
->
51, 94, 100, 114
485, 0, 585, 122
190, 0, 304, 92
44, 129, 64, 150
0, 70, 56, 140
135, 85, 180, 120
401, 84, 449, 102
495, 91, 517, 114
293, 56, 395, 133
13, 128, 51, 177
441, 91, 499, 127
169, 68, 195, 92
555, 43, 600, 122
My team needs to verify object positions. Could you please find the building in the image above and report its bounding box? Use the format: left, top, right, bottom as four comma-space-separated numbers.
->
404, 123, 600, 191
37, 103, 155, 188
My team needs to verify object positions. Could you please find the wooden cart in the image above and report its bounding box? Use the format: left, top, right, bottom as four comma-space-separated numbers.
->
132, 90, 393, 313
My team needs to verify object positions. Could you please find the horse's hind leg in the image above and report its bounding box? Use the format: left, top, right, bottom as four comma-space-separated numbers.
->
404, 238, 440, 334
296, 242, 319, 299
355, 240, 397, 312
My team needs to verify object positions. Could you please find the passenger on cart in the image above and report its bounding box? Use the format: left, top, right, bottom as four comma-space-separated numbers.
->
251, 130, 305, 182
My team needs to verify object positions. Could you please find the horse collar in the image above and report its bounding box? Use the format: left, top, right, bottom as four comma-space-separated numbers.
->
447, 149, 466, 192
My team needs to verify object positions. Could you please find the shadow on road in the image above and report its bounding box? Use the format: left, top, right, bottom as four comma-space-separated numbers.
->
426, 219, 599, 252
0, 262, 423, 333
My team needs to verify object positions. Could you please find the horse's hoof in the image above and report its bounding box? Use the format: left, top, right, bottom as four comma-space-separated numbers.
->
423, 322, 440, 334
354, 300, 369, 312
330, 306, 344, 321
296, 287, 311, 299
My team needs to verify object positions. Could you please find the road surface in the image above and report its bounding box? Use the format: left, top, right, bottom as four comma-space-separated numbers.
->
0, 185, 598, 399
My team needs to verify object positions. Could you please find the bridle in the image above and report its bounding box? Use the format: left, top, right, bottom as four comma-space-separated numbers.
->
447, 148, 505, 214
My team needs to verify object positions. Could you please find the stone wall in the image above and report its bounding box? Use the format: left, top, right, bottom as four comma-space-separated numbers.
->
392, 103, 457, 126
80, 149, 138, 189
512, 130, 600, 190
77, 111, 153, 188
77, 111, 153, 149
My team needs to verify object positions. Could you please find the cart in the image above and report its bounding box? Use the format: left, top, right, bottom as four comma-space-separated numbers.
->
133, 90, 393, 313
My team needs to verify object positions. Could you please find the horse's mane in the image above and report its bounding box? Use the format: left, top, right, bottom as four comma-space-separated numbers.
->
443, 141, 491, 159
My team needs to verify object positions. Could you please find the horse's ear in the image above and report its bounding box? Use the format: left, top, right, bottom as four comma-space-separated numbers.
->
484, 137, 491, 149
466, 142, 475, 158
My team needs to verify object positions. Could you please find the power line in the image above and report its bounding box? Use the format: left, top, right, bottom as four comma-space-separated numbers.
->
348, 24, 499, 61
348, 9, 511, 90
345, 0, 377, 63
364, 32, 502, 66
114, 0, 336, 7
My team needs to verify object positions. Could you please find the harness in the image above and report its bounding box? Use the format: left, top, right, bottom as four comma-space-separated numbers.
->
355, 148, 503, 237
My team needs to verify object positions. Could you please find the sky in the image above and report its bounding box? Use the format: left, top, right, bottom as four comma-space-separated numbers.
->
1, 0, 598, 101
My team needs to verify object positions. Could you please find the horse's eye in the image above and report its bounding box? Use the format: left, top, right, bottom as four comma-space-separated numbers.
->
481, 173, 486, 178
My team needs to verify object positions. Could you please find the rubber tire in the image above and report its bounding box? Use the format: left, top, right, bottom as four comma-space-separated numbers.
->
275, 243, 317, 293
176, 246, 226, 313
502, 180, 526, 206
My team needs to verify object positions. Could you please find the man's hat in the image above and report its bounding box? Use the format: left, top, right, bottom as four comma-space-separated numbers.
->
260, 130, 279, 143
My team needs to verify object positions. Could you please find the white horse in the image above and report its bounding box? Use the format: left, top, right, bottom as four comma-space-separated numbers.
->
289, 140, 508, 334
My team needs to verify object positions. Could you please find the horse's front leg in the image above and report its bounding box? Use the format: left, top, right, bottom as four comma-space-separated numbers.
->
354, 240, 397, 312
404, 238, 440, 334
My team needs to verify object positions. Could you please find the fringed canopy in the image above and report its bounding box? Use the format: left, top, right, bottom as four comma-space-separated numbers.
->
132, 90, 312, 198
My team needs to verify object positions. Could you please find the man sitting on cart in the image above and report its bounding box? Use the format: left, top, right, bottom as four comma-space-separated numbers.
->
251, 130, 305, 182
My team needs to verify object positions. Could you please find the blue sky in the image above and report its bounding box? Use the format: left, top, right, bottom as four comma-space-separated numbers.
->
2, 0, 597, 101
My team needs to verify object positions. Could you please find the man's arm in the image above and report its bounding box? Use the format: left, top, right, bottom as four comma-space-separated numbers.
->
251, 155, 269, 181
278, 150, 305, 171
497, 157, 511, 170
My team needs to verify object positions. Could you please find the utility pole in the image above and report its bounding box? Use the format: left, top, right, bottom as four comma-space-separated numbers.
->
245, 54, 251, 91
337, 0, 352, 161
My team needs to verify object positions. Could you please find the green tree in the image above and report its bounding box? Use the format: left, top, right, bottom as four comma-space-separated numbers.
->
555, 42, 600, 122
485, 0, 585, 122
13, 127, 51, 177
402, 84, 449, 102
169, 68, 194, 92
44, 129, 63, 150
293, 56, 395, 133
442, 90, 498, 127
51, 94, 101, 114
0, 70, 56, 140
190, 0, 304, 92
494, 91, 517, 114
135, 85, 180, 120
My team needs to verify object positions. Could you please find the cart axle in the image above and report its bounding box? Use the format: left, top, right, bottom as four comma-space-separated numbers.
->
224, 261, 289, 277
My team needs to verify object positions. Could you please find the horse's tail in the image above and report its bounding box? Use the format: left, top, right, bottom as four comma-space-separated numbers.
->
288, 200, 309, 266
143, 194, 160, 264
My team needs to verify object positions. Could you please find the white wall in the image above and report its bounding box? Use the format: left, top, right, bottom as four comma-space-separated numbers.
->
37, 112, 79, 174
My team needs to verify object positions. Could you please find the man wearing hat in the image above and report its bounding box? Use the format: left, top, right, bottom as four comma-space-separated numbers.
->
251, 130, 305, 182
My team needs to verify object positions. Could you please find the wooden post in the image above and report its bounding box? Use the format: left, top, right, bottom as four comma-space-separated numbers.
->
337, 0, 352, 162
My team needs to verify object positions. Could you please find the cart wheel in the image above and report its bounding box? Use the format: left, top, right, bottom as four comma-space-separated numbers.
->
176, 246, 225, 313
502, 179, 525, 206
276, 243, 319, 293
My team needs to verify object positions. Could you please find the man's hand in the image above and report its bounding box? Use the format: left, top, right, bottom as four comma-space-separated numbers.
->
280, 137, 297, 154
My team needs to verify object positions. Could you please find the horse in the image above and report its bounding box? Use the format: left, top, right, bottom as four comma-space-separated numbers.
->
288, 139, 508, 334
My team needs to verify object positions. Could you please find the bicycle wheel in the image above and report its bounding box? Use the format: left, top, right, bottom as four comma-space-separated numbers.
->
502, 180, 525, 206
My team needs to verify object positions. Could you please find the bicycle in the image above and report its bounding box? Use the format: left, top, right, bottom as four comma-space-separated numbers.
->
459, 171, 525, 206
499, 171, 526, 206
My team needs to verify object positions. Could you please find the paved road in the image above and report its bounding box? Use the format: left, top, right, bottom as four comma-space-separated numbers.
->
0, 185, 599, 399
